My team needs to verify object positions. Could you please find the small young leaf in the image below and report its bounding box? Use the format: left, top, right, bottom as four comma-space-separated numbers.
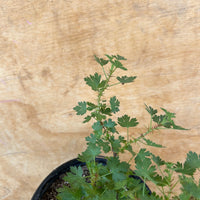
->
114, 54, 127, 60
92, 121, 103, 132
87, 102, 97, 111
104, 119, 117, 128
73, 101, 87, 115
94, 55, 109, 66
114, 60, 127, 71
118, 115, 139, 128
110, 96, 120, 113
117, 76, 137, 84
142, 138, 165, 148
151, 154, 165, 166
83, 115, 91, 123
145, 104, 157, 116
79, 143, 101, 162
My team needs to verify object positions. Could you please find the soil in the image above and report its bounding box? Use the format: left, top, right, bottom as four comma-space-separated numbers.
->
40, 166, 89, 200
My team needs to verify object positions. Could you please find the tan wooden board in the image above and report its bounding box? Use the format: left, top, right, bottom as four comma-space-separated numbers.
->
0, 0, 200, 199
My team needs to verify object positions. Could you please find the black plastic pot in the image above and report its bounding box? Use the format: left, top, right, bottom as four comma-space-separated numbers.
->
32, 156, 151, 200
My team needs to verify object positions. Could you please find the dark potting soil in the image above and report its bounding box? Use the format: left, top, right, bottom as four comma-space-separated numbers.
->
40, 165, 89, 200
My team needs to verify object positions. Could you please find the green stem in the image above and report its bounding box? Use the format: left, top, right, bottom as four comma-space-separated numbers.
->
101, 66, 108, 79
127, 127, 129, 141
128, 154, 135, 164
108, 82, 121, 87
135, 127, 155, 142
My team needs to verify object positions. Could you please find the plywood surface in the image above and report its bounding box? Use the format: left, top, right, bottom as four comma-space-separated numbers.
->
0, 1, 200, 199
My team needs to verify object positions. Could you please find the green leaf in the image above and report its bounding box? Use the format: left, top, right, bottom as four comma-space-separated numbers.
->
179, 175, 200, 199
79, 143, 101, 162
87, 102, 97, 111
91, 111, 107, 121
84, 73, 106, 91
174, 151, 200, 176
116, 76, 137, 84
114, 60, 127, 70
92, 121, 103, 132
114, 54, 127, 60
111, 139, 121, 153
107, 157, 130, 182
100, 103, 112, 116
118, 115, 139, 128
86, 133, 98, 144
134, 149, 162, 185
57, 189, 77, 200
104, 119, 117, 128
151, 154, 165, 166
73, 101, 87, 115
152, 108, 188, 130
185, 151, 200, 169
110, 96, 120, 113
83, 115, 91, 123
98, 139, 111, 153
99, 190, 117, 199
145, 104, 157, 116
94, 55, 109, 66
142, 138, 165, 148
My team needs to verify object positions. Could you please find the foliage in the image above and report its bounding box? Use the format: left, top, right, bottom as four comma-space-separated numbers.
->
57, 55, 200, 200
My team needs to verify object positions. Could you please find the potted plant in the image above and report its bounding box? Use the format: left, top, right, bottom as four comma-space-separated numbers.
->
32, 55, 200, 200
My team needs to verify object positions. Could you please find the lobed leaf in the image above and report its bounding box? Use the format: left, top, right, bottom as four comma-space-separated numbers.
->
142, 138, 165, 148
118, 115, 139, 128
73, 101, 87, 115
110, 96, 120, 113
84, 73, 106, 91
94, 55, 109, 66
117, 76, 137, 84
145, 104, 157, 116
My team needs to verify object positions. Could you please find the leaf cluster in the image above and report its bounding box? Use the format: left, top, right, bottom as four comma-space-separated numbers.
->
57, 55, 199, 200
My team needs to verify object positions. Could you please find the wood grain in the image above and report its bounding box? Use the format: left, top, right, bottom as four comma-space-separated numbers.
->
0, 0, 199, 199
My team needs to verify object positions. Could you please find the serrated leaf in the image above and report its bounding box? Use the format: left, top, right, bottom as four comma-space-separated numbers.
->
98, 139, 110, 153
92, 121, 103, 131
175, 151, 200, 176
145, 104, 157, 116
114, 60, 127, 70
114, 54, 127, 60
142, 138, 165, 148
99, 190, 117, 199
161, 108, 176, 118
134, 149, 159, 184
83, 115, 91, 123
107, 157, 130, 182
73, 101, 87, 115
79, 143, 101, 162
152, 108, 188, 130
104, 119, 117, 128
185, 151, 200, 169
87, 102, 97, 111
110, 96, 120, 113
116, 76, 137, 84
94, 55, 109, 66
118, 115, 139, 128
111, 139, 121, 153
84, 73, 106, 91
86, 133, 97, 144
151, 154, 165, 166
57, 189, 77, 200
105, 54, 114, 60
179, 175, 200, 199
69, 166, 83, 177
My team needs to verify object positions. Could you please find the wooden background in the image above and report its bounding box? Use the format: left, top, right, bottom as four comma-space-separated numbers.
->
0, 0, 199, 199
